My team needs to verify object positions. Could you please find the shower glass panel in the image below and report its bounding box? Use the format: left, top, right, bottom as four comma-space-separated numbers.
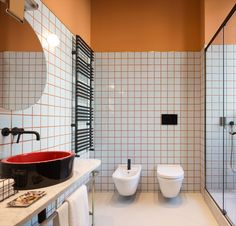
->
206, 6, 236, 225
223, 11, 236, 224
205, 29, 224, 211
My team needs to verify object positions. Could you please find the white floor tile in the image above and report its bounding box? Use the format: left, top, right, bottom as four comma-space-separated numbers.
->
92, 192, 219, 226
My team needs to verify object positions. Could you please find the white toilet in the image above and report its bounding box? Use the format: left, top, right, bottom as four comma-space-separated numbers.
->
157, 164, 184, 198
112, 164, 142, 196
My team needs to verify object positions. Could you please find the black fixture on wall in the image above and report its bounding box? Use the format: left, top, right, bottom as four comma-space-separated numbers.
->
161, 114, 178, 125
72, 35, 94, 156
1, 127, 40, 143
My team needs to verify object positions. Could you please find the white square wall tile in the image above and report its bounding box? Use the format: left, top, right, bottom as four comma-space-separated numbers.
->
94, 50, 201, 192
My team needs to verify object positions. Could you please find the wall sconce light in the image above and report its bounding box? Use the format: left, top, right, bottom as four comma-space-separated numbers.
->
47, 34, 60, 47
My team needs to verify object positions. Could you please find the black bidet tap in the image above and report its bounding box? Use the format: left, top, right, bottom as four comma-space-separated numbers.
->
127, 159, 131, 170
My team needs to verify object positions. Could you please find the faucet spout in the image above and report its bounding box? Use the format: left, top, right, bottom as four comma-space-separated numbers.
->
7, 127, 41, 143
15, 129, 40, 143
24, 130, 40, 140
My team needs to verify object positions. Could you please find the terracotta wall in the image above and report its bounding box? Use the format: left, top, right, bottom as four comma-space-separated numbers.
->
200, 0, 205, 47
205, 0, 235, 44
0, 3, 42, 51
42, 0, 236, 49
224, 11, 236, 44
42, 0, 91, 45
91, 0, 203, 52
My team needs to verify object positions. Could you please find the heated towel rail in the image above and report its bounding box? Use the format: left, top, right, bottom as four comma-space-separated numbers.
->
72, 35, 94, 156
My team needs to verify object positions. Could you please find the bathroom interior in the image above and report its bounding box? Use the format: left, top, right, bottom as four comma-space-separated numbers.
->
1, 0, 236, 225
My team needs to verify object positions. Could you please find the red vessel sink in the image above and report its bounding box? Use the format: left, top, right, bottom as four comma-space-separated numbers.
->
1, 151, 75, 190
2, 151, 73, 164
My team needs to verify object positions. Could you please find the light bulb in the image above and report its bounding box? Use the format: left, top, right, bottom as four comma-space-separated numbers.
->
47, 34, 60, 47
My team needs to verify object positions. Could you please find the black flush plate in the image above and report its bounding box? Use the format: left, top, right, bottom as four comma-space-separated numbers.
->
161, 114, 178, 125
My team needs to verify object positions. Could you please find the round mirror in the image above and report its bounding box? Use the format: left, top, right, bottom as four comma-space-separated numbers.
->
0, 2, 47, 111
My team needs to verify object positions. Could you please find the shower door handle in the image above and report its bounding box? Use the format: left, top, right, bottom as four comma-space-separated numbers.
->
229, 132, 236, 135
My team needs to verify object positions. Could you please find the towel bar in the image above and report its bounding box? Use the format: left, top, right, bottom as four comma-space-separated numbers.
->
90, 170, 99, 226
40, 211, 57, 226
39, 170, 99, 226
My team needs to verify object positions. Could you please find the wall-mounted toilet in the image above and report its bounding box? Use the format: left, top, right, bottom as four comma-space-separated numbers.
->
112, 164, 142, 196
157, 164, 184, 198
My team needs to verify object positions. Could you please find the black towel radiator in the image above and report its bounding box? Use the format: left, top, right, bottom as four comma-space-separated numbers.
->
72, 35, 94, 156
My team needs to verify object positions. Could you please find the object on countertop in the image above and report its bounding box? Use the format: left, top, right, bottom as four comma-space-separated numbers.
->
0, 178, 17, 202
7, 191, 46, 207
1, 151, 75, 189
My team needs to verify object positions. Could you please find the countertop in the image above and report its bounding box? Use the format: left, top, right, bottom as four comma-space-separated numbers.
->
0, 158, 101, 226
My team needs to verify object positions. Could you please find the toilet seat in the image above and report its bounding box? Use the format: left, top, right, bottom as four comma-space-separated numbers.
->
157, 164, 184, 179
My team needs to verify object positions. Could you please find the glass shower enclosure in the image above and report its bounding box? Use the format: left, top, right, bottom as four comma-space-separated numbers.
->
205, 5, 236, 225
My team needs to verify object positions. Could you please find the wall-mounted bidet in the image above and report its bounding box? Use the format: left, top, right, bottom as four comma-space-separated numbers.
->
157, 164, 184, 198
112, 162, 141, 196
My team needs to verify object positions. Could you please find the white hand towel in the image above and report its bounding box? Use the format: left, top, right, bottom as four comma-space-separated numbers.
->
66, 185, 89, 226
53, 202, 69, 226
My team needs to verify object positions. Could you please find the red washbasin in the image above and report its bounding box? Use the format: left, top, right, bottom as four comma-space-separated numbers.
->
1, 151, 75, 190
2, 151, 73, 164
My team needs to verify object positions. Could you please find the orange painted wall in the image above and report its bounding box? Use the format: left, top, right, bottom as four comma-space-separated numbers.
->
0, 3, 42, 51
224, 11, 236, 44
200, 0, 205, 47
91, 0, 203, 52
205, 0, 236, 44
42, 0, 91, 45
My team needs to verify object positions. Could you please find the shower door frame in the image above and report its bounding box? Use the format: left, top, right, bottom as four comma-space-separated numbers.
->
205, 4, 236, 226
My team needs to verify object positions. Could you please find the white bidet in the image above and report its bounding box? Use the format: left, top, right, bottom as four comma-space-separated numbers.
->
112, 164, 142, 196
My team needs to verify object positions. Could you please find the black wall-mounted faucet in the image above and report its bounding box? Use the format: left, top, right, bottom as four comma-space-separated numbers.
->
1, 127, 40, 143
